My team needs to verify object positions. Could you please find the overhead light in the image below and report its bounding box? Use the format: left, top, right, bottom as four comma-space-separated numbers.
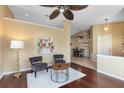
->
60, 7, 64, 13
25, 14, 29, 17
60, 8, 64, 12
104, 19, 108, 31
104, 26, 108, 30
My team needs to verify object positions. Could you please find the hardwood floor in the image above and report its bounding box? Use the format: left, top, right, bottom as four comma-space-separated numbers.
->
0, 63, 124, 88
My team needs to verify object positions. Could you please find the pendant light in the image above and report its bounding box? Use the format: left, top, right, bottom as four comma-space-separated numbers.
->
104, 19, 108, 31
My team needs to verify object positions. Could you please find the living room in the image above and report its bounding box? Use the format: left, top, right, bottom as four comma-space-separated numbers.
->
0, 4, 124, 89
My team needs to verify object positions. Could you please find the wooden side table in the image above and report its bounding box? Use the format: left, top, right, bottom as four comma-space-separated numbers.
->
51, 63, 69, 83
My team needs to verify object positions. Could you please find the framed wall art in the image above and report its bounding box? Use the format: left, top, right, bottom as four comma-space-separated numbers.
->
38, 38, 54, 54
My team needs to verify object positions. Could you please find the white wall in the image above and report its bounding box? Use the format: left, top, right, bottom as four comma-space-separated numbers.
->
97, 55, 124, 80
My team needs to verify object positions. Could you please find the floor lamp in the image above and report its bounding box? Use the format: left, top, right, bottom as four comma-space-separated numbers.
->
10, 40, 24, 78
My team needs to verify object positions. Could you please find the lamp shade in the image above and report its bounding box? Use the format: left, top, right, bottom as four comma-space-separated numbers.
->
10, 40, 24, 49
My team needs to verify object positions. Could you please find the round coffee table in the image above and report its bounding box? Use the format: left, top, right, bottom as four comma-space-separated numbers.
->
50, 63, 69, 83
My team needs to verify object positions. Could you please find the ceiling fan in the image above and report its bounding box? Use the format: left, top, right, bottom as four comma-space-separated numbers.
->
40, 5, 88, 20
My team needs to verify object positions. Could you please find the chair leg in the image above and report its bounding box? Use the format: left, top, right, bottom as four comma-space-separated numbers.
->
34, 72, 37, 78
46, 68, 48, 72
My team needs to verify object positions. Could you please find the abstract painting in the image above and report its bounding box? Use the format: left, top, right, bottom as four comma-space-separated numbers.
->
38, 38, 54, 54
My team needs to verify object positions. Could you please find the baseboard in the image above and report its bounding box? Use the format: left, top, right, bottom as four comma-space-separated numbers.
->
97, 70, 124, 81
3, 68, 31, 76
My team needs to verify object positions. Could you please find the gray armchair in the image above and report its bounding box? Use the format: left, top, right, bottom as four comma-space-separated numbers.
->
53, 54, 66, 64
29, 56, 48, 78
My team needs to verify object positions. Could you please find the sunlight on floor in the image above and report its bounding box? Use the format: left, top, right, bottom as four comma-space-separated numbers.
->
71, 57, 97, 70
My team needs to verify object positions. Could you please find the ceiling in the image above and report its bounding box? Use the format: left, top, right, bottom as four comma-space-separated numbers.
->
8, 5, 124, 35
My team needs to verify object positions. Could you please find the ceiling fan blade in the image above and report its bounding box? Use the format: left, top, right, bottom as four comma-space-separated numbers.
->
63, 9, 74, 20
49, 9, 60, 20
40, 5, 58, 7
68, 5, 88, 10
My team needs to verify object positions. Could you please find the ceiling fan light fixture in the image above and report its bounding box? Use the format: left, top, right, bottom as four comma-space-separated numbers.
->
60, 8, 64, 13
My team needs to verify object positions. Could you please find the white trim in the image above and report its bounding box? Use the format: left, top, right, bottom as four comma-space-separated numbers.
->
97, 70, 124, 81
97, 54, 124, 59
3, 68, 31, 76
2, 17, 64, 31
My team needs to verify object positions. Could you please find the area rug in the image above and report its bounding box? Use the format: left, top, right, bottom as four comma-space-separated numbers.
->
27, 67, 86, 88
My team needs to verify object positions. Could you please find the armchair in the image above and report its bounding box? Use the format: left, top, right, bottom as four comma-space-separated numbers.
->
29, 56, 48, 78
53, 54, 66, 64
